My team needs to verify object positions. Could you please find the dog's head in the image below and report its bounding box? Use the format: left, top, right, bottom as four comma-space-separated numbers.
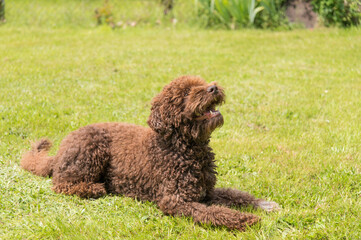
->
148, 76, 225, 142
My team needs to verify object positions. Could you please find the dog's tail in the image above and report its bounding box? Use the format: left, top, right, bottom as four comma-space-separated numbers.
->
21, 139, 55, 177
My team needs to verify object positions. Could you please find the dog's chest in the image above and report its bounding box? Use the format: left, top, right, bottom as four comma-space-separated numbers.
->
157, 145, 216, 202
175, 160, 213, 202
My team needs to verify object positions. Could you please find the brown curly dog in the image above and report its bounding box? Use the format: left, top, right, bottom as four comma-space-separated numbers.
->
21, 76, 280, 231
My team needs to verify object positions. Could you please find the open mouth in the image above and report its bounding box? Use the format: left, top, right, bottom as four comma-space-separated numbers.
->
195, 104, 221, 120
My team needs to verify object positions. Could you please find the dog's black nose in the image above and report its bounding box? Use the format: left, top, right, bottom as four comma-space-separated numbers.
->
207, 85, 218, 94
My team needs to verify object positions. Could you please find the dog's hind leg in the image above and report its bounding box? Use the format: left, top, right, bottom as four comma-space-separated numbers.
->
158, 195, 260, 231
51, 125, 111, 198
204, 188, 280, 212
53, 182, 106, 198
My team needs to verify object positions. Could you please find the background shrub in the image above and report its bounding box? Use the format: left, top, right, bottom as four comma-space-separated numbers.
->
257, 0, 288, 28
311, 0, 361, 26
195, 0, 361, 28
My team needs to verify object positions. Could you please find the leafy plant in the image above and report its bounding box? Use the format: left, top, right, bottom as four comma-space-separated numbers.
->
195, 0, 287, 28
160, 0, 174, 15
0, 0, 5, 23
95, 0, 114, 27
249, 0, 264, 24
312, 0, 361, 26
257, 0, 288, 28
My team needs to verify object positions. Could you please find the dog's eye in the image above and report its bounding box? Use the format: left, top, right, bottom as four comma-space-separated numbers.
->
184, 89, 190, 97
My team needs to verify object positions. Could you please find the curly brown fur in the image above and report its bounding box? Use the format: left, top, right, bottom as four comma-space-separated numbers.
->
21, 139, 55, 177
21, 76, 279, 231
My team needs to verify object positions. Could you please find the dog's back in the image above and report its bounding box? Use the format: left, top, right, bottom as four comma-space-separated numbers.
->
21, 122, 156, 199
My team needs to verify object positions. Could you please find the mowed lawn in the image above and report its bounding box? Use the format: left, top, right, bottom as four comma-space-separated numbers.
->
1, 24, 361, 239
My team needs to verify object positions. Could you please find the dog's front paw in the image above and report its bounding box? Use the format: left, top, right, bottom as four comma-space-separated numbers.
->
255, 199, 281, 212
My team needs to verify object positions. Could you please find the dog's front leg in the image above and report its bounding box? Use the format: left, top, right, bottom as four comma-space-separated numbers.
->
204, 188, 280, 212
157, 195, 260, 231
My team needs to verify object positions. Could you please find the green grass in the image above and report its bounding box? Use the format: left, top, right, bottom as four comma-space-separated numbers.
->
4, 0, 194, 29
1, 1, 361, 239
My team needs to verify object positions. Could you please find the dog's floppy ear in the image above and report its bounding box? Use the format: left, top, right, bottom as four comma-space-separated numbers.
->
147, 92, 182, 136
147, 94, 168, 135
148, 99, 165, 134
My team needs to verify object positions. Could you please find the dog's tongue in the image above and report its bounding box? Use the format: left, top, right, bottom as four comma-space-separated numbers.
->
196, 110, 220, 120
205, 110, 220, 118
